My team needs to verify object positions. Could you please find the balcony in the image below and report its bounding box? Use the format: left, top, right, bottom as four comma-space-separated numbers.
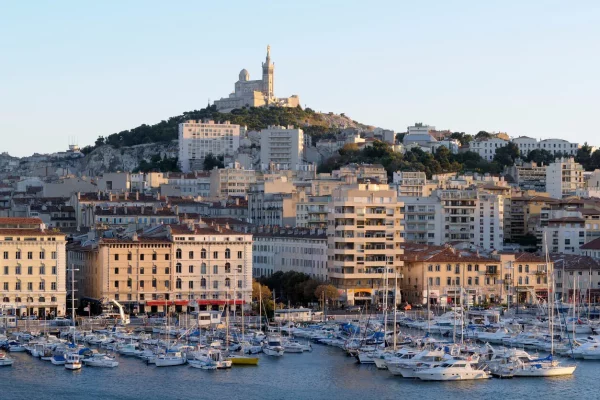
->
485, 267, 499, 275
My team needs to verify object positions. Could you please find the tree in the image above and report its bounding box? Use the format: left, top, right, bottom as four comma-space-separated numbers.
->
252, 280, 272, 302
525, 148, 555, 165
315, 285, 339, 303
396, 132, 406, 144
95, 136, 105, 147
493, 143, 520, 167
475, 131, 492, 140
203, 153, 224, 170
450, 132, 473, 146
338, 143, 359, 156
576, 142, 593, 170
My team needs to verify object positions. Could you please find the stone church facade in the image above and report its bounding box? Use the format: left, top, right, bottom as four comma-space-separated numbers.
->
214, 46, 300, 112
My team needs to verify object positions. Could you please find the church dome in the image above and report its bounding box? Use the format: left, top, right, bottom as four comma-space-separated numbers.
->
239, 69, 250, 82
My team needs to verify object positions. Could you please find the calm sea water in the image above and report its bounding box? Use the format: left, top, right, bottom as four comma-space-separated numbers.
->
1, 345, 597, 400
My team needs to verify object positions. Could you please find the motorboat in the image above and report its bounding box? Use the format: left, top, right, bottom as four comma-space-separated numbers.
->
118, 343, 140, 356
511, 355, 576, 377
387, 348, 447, 377
415, 359, 490, 381
283, 340, 311, 353
65, 353, 83, 370
263, 336, 285, 357
191, 348, 232, 369
188, 359, 218, 370
8, 342, 26, 352
155, 351, 186, 367
83, 353, 119, 368
0, 352, 14, 367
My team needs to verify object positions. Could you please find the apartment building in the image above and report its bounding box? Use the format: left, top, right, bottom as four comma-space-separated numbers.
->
506, 195, 558, 243
542, 210, 586, 254
259, 125, 304, 170
399, 196, 443, 245
505, 162, 547, 192
67, 223, 252, 313
468, 138, 509, 161
327, 183, 404, 306
93, 206, 178, 228
333, 164, 388, 184
209, 163, 257, 198
546, 157, 585, 199
252, 227, 327, 280
163, 172, 211, 197
296, 195, 331, 229
0, 217, 67, 317
475, 193, 505, 251
393, 171, 436, 197
179, 120, 241, 173
539, 139, 579, 156
550, 254, 600, 303
247, 178, 299, 227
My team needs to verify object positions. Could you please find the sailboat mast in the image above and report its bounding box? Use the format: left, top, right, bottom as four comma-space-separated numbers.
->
393, 271, 398, 351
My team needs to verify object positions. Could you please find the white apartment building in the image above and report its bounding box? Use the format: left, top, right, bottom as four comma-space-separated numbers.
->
511, 136, 539, 157
475, 193, 505, 251
546, 157, 585, 199
542, 210, 586, 254
407, 123, 435, 136
0, 218, 67, 317
539, 139, 579, 156
209, 163, 257, 198
165, 172, 211, 197
399, 196, 443, 245
468, 138, 509, 161
327, 183, 404, 306
259, 125, 304, 170
252, 228, 327, 280
179, 120, 241, 173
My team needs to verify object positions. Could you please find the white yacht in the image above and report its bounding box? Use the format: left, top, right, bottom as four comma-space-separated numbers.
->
65, 353, 82, 370
263, 336, 285, 357
83, 353, 119, 368
511, 356, 576, 377
387, 348, 448, 378
415, 359, 490, 381
0, 352, 14, 367
155, 351, 186, 367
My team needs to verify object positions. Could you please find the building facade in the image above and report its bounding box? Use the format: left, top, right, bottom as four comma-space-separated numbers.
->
259, 126, 304, 170
178, 120, 241, 173
0, 218, 67, 317
546, 157, 585, 199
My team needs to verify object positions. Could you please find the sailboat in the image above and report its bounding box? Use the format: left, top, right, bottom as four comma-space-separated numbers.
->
512, 235, 576, 377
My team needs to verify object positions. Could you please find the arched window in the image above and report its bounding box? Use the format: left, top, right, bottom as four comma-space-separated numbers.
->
525, 276, 529, 285
201, 278, 206, 287
27, 297, 33, 303
225, 263, 231, 273
518, 277, 523, 285
225, 248, 231, 259
176, 263, 182, 273
2, 297, 8, 302
176, 248, 182, 259
201, 248, 207, 259
14, 297, 21, 302
51, 297, 57, 302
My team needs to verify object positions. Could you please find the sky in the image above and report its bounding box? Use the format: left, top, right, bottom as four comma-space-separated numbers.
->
1, 1, 599, 157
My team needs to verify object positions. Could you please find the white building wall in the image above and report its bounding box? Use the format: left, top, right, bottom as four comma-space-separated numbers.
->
468, 138, 509, 161
259, 126, 304, 170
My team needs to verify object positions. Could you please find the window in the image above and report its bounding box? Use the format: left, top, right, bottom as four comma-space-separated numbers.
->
114, 268, 119, 274
127, 278, 132, 288
201, 278, 206, 288
2, 252, 7, 259
140, 267, 145, 275
427, 265, 433, 272
176, 279, 182, 289
40, 266, 45, 275
446, 277, 451, 285
225, 278, 231, 287
213, 265, 218, 274
237, 251, 243, 259
225, 249, 231, 259
518, 265, 523, 273
225, 263, 231, 273
2, 283, 7, 290
213, 281, 219, 289
165, 280, 170, 288
201, 249, 207, 259
114, 254, 119, 261
238, 280, 242, 289
152, 253, 157, 261
474, 264, 479, 272
27, 282, 33, 291
140, 254, 145, 261
27, 266, 33, 275
127, 253, 132, 261
127, 266, 132, 274
15, 266, 21, 275
16, 251, 21, 260
27, 251, 33, 260
2, 266, 6, 275
152, 279, 157, 288
15, 281, 21, 290
525, 265, 529, 273
52, 266, 57, 275
51, 252, 57, 260
446, 264, 451, 272
152, 266, 157, 274
165, 254, 170, 261
165, 267, 170, 274
201, 263, 207, 274
189, 251, 194, 259
176, 249, 182, 259
176, 263, 182, 274
114, 281, 119, 288
467, 264, 472, 272
39, 251, 45, 260
213, 251, 218, 259
189, 265, 193, 273
189, 281, 194, 289
39, 281, 45, 290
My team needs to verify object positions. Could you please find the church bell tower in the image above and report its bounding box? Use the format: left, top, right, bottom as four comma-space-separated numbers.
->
262, 45, 274, 99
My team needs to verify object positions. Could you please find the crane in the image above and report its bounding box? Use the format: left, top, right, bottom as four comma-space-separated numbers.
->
110, 299, 131, 325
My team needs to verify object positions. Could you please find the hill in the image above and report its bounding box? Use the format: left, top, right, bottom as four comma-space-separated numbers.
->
83, 105, 373, 153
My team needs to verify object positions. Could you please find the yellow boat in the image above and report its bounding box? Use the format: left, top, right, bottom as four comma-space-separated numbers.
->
227, 355, 259, 366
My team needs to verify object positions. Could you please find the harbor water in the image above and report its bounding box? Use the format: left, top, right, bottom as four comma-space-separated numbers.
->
2, 344, 599, 400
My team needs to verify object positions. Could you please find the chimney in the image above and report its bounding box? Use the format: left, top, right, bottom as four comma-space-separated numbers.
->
136, 192, 139, 201
77, 192, 81, 200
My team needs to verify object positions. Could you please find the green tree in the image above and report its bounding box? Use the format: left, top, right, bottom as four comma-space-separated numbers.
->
576, 142, 593, 170
203, 153, 224, 170
493, 143, 520, 167
315, 285, 339, 303
475, 131, 492, 140
450, 132, 473, 146
525, 148, 555, 165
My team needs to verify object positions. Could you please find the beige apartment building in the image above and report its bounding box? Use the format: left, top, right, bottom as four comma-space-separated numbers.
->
401, 243, 552, 306
0, 217, 67, 317
327, 183, 404, 306
68, 224, 253, 314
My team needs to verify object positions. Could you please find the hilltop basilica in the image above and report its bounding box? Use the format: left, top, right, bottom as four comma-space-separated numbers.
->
213, 46, 300, 112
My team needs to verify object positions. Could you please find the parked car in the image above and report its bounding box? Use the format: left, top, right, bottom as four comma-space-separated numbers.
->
347, 305, 362, 312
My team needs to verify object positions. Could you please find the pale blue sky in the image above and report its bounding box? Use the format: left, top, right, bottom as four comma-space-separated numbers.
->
1, 1, 599, 156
